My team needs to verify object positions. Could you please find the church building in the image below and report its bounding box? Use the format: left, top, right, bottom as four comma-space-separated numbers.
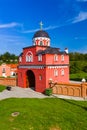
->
18, 23, 69, 92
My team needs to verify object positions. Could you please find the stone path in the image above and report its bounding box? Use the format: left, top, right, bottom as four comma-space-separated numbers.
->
0, 87, 47, 100
0, 86, 85, 101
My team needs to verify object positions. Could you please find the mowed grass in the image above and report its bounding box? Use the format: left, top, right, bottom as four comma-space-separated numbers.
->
0, 85, 6, 92
0, 98, 87, 130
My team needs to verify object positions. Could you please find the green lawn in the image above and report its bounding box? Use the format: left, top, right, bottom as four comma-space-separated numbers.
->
0, 85, 6, 92
0, 98, 87, 130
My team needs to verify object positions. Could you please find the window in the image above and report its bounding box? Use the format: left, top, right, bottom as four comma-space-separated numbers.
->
40, 41, 43, 46
26, 51, 33, 62
54, 54, 58, 61
54, 69, 58, 76
61, 69, 64, 76
61, 55, 64, 61
2, 68, 6, 73
39, 75, 42, 80
38, 54, 42, 61
19, 56, 22, 62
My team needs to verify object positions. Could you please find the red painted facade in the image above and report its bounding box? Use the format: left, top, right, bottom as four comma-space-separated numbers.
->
18, 29, 69, 92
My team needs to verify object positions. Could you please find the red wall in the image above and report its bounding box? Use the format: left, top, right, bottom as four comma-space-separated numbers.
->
18, 45, 69, 93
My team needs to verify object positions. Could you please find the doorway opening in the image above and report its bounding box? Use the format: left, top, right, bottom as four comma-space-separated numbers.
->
26, 70, 35, 90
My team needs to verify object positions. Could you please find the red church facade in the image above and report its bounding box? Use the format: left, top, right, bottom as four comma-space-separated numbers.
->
18, 28, 69, 92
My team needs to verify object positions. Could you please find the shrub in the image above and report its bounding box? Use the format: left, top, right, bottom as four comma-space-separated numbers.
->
45, 88, 52, 96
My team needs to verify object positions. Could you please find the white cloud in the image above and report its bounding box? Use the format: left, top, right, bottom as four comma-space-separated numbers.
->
72, 12, 87, 23
77, 0, 87, 2
74, 37, 87, 40
44, 25, 59, 30
22, 25, 63, 33
22, 28, 39, 33
0, 22, 22, 28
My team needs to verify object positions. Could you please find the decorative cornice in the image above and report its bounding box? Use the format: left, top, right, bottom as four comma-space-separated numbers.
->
18, 64, 69, 69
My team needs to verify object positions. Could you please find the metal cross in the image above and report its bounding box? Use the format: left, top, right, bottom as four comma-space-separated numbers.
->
40, 21, 43, 30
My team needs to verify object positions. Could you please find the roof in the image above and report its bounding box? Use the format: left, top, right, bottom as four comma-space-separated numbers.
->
7, 64, 18, 69
33, 30, 50, 38
36, 47, 67, 55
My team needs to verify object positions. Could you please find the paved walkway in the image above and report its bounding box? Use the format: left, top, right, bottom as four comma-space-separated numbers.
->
0, 86, 85, 101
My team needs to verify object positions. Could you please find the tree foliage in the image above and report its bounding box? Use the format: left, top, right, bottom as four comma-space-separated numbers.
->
0, 52, 18, 64
69, 52, 87, 74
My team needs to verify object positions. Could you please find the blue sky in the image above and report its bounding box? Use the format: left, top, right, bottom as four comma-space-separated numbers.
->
0, 0, 87, 55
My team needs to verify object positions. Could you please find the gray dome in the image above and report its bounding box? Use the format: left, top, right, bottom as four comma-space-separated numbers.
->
33, 30, 50, 38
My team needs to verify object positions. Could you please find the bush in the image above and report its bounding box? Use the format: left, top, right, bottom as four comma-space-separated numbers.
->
45, 88, 52, 96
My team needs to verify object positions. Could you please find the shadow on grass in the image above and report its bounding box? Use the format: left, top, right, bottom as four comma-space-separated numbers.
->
53, 95, 87, 111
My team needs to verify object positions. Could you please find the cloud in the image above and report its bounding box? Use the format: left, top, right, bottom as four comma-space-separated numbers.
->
0, 22, 22, 28
22, 28, 39, 33
74, 37, 87, 40
44, 25, 59, 30
72, 11, 87, 23
22, 25, 64, 33
77, 0, 87, 2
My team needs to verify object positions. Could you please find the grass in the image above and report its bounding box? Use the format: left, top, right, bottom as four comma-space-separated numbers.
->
70, 72, 87, 81
0, 85, 6, 92
0, 98, 87, 130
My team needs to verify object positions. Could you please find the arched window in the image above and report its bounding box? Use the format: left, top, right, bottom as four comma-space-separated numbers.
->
61, 55, 64, 61
19, 56, 22, 62
54, 54, 58, 61
38, 54, 42, 61
54, 69, 58, 76
26, 51, 33, 62
39, 74, 42, 80
40, 41, 43, 46
61, 69, 64, 76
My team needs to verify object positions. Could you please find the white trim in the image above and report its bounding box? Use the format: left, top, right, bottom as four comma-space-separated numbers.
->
48, 66, 68, 69
26, 51, 33, 62
61, 69, 64, 76
38, 54, 42, 61
61, 55, 64, 61
54, 54, 58, 61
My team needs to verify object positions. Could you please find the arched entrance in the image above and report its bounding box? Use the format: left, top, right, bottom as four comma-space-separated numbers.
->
26, 70, 35, 90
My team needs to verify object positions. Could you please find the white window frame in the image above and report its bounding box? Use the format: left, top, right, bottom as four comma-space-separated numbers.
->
61, 55, 64, 61
54, 69, 58, 76
61, 69, 64, 76
54, 54, 58, 61
19, 56, 22, 62
26, 51, 33, 62
39, 75, 42, 80
38, 54, 42, 62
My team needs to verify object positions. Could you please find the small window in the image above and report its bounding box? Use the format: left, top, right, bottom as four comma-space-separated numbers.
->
61, 69, 64, 76
54, 69, 58, 76
38, 54, 42, 62
39, 75, 42, 80
61, 55, 64, 61
54, 54, 58, 61
2, 68, 6, 73
19, 56, 22, 62
40, 41, 43, 46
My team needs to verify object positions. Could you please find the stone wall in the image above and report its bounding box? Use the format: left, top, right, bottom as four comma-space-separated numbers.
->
52, 82, 87, 98
0, 78, 17, 86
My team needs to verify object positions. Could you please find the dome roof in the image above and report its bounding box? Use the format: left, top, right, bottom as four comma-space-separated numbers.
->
33, 30, 50, 38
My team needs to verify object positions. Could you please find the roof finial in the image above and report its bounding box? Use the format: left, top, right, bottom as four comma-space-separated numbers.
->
40, 21, 43, 30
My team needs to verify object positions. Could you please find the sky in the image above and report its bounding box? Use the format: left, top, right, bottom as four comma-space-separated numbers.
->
0, 0, 87, 55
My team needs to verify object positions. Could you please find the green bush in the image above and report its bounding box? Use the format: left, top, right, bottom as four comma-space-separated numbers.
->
45, 88, 52, 96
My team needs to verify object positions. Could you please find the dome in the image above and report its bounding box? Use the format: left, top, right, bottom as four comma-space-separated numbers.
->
33, 30, 50, 38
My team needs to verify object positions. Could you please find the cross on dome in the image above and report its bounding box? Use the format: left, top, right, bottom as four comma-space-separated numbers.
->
39, 21, 43, 30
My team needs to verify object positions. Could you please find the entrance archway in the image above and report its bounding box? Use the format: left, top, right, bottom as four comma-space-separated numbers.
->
26, 70, 35, 90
